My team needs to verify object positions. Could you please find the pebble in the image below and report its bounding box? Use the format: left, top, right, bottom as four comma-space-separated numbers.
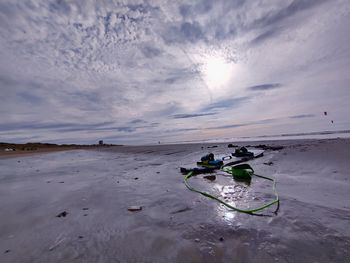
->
195, 238, 200, 242
82, 208, 89, 210
134, 177, 139, 180
219, 237, 224, 242
4, 249, 11, 254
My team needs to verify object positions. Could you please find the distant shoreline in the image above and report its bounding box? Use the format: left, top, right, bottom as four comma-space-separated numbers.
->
0, 142, 121, 158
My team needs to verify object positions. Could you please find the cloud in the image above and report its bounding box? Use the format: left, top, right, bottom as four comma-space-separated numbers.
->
171, 112, 217, 119
206, 123, 248, 130
129, 119, 147, 124
0, 0, 349, 144
289, 114, 316, 119
0, 121, 115, 132
250, 0, 330, 30
201, 97, 250, 112
206, 117, 278, 130
248, 83, 282, 91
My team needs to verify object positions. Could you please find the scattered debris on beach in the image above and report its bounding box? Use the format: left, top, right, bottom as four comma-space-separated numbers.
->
264, 161, 274, 166
252, 144, 284, 151
56, 211, 68, 218
170, 206, 192, 214
128, 206, 142, 212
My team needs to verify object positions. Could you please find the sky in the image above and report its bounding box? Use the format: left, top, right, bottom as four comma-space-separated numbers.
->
1, 0, 350, 145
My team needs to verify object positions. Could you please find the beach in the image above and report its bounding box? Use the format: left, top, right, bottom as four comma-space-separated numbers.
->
0, 138, 349, 263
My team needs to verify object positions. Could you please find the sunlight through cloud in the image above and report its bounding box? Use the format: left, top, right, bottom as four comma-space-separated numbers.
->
202, 54, 237, 92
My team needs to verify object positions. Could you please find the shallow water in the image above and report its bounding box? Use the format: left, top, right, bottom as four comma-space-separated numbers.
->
1, 139, 350, 262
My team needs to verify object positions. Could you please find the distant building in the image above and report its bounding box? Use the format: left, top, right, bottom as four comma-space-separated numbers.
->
99, 140, 104, 145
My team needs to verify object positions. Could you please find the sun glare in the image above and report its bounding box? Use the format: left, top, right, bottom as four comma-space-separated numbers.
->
202, 56, 235, 90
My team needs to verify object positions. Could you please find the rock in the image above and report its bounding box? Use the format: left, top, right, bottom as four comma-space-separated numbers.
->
4, 249, 11, 254
82, 208, 89, 210
134, 177, 139, 180
78, 236, 84, 239
56, 211, 68, 218
203, 175, 216, 181
128, 206, 142, 212
59, 181, 64, 183
219, 237, 224, 242
83, 214, 88, 216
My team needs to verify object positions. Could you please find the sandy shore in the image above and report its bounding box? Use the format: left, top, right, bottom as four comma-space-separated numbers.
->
0, 138, 349, 262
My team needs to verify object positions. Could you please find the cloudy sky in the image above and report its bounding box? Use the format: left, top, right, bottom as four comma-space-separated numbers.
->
1, 0, 350, 144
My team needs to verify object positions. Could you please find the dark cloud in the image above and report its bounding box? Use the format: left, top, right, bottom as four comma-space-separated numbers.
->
129, 119, 147, 124
248, 83, 282, 91
48, 0, 72, 15
207, 117, 279, 130
16, 91, 43, 104
201, 96, 250, 112
172, 112, 217, 119
153, 66, 201, 85
250, 29, 280, 45
163, 21, 205, 43
179, 0, 213, 18
141, 45, 162, 58
289, 114, 315, 119
164, 128, 200, 133
206, 123, 248, 130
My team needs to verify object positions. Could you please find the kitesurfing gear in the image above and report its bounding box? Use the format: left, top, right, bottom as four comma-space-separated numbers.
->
182, 154, 279, 214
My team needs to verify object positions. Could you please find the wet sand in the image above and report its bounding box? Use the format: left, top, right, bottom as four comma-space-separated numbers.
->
0, 145, 113, 158
0, 138, 349, 262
